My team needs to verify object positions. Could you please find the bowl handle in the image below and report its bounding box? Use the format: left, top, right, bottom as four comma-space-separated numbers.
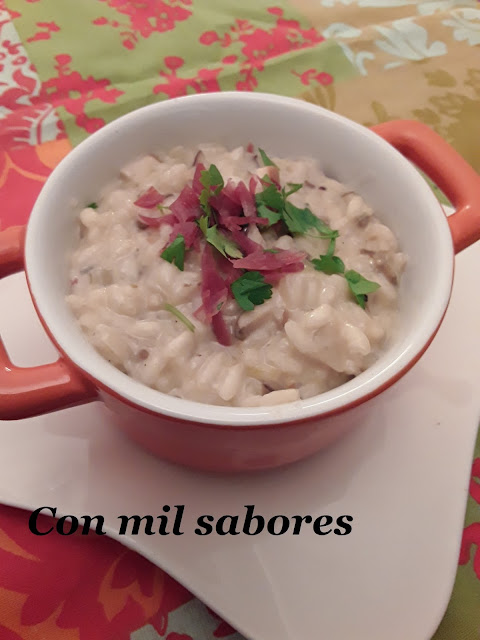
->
0, 225, 97, 420
371, 120, 480, 254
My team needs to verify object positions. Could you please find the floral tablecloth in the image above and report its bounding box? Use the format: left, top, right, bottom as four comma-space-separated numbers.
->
1, 1, 479, 638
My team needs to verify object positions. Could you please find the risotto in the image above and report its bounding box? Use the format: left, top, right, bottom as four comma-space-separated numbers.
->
66, 144, 407, 407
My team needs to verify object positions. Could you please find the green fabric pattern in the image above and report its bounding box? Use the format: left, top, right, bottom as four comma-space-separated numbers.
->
10, 0, 358, 146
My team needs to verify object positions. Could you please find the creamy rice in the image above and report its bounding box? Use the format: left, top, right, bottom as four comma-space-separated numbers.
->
66, 144, 407, 407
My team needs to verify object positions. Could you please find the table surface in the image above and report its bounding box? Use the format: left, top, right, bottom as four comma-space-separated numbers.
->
1, 1, 480, 639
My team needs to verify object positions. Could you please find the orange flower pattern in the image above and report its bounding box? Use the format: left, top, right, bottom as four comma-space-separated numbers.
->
0, 506, 193, 640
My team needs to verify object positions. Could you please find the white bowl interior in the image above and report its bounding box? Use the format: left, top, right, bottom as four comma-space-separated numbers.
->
25, 93, 454, 425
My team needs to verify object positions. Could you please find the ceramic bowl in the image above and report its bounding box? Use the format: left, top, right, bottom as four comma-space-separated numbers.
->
1, 92, 479, 472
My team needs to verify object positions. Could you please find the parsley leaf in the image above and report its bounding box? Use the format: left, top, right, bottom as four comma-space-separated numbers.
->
283, 202, 338, 238
344, 270, 380, 308
258, 148, 277, 167
311, 237, 346, 275
160, 235, 185, 271
255, 180, 337, 238
198, 214, 209, 236
198, 213, 242, 258
87, 202, 98, 209
255, 185, 284, 226
312, 255, 345, 276
256, 202, 282, 226
325, 237, 336, 258
164, 303, 195, 332
283, 183, 303, 197
205, 225, 242, 258
256, 184, 284, 210
231, 271, 273, 311
199, 164, 224, 214
208, 164, 224, 194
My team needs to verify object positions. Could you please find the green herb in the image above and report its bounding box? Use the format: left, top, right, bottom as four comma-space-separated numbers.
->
256, 184, 284, 211
283, 202, 338, 239
255, 180, 337, 238
205, 225, 242, 259
164, 303, 195, 332
198, 213, 242, 258
87, 202, 98, 209
231, 271, 273, 311
199, 164, 224, 215
198, 214, 209, 236
311, 237, 345, 275
344, 270, 380, 309
325, 237, 336, 257
312, 254, 345, 275
256, 203, 282, 226
258, 148, 277, 167
311, 237, 380, 306
284, 183, 303, 197
160, 235, 185, 271
255, 184, 284, 226
264, 248, 280, 254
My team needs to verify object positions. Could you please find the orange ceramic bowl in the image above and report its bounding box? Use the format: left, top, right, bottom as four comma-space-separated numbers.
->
1, 93, 480, 472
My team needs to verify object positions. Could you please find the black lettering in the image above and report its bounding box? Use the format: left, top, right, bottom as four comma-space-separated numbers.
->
172, 505, 185, 535
291, 515, 313, 534
118, 515, 155, 535
334, 515, 353, 535
157, 515, 169, 535
80, 515, 106, 535
242, 505, 264, 535
216, 515, 240, 535
29, 506, 56, 535
267, 515, 290, 535
313, 515, 333, 535
157, 505, 171, 536
57, 515, 79, 536
195, 515, 214, 535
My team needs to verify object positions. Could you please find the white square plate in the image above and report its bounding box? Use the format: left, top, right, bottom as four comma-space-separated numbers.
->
0, 241, 478, 640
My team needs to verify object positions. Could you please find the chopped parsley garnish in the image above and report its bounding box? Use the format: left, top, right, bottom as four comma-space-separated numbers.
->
160, 234, 185, 271
284, 183, 303, 197
313, 255, 345, 275
256, 184, 284, 211
311, 237, 345, 275
256, 203, 282, 226
164, 303, 195, 332
344, 270, 380, 309
146, 144, 381, 326
198, 214, 209, 236
231, 271, 273, 311
255, 184, 284, 225
204, 225, 242, 259
87, 202, 98, 209
283, 202, 338, 238
254, 181, 337, 239
259, 148, 277, 167
311, 237, 380, 307
200, 164, 224, 216
198, 211, 242, 259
